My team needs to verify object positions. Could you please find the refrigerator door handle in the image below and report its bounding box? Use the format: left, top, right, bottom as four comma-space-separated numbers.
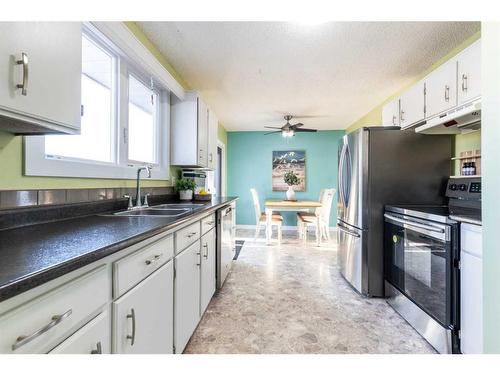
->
338, 143, 347, 206
337, 222, 360, 238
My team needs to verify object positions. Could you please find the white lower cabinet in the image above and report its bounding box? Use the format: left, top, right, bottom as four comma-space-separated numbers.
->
460, 223, 483, 354
50, 310, 110, 354
113, 261, 174, 354
200, 228, 216, 315
174, 241, 201, 353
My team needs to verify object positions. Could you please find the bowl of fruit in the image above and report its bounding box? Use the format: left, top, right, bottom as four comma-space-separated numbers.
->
194, 189, 213, 201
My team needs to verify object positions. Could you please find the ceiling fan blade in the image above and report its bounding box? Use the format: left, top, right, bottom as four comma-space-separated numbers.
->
295, 128, 317, 133
264, 126, 283, 129
264, 130, 282, 135
292, 123, 304, 128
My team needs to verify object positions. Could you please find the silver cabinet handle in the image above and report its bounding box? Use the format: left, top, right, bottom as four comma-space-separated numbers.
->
90, 341, 102, 354
145, 253, 162, 265
209, 153, 213, 163
186, 232, 197, 238
462, 74, 468, 92
400, 109, 405, 122
445, 85, 450, 102
126, 308, 136, 346
202, 243, 208, 258
392, 115, 396, 125
16, 52, 29, 96
12, 309, 72, 351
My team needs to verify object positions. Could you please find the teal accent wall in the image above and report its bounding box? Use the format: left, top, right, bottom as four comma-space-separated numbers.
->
227, 131, 344, 227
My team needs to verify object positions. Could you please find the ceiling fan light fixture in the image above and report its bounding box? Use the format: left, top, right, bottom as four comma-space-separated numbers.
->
282, 129, 294, 138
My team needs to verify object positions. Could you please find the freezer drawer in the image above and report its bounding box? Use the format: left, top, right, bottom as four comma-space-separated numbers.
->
337, 220, 364, 294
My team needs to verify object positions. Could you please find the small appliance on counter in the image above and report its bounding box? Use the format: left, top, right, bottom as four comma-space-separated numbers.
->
181, 169, 208, 193
384, 177, 481, 354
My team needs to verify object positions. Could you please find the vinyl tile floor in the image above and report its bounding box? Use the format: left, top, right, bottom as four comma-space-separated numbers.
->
184, 229, 436, 354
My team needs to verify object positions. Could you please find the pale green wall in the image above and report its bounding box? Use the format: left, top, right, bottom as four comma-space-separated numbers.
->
0, 23, 189, 191
345, 31, 482, 175
481, 22, 500, 353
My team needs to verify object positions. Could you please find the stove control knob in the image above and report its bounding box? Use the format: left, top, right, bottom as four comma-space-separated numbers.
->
449, 184, 457, 191
459, 184, 467, 191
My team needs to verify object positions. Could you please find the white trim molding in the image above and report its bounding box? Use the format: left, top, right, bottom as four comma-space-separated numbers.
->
91, 22, 185, 100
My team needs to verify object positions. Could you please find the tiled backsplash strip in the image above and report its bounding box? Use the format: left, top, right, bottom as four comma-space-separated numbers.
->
0, 186, 174, 210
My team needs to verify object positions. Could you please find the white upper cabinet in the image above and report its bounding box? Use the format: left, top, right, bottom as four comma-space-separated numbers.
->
171, 91, 218, 169
457, 39, 481, 105
399, 80, 425, 128
425, 58, 458, 118
381, 98, 400, 126
207, 109, 218, 170
0, 22, 82, 134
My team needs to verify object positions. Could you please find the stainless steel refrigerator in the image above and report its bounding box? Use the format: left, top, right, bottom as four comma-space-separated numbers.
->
337, 127, 451, 297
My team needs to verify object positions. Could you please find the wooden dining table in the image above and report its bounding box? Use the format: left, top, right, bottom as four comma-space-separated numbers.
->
264, 200, 322, 245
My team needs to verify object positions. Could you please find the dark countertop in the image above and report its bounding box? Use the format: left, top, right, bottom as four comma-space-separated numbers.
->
0, 197, 237, 302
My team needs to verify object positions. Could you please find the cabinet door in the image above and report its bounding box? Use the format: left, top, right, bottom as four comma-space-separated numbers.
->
113, 262, 174, 354
174, 241, 201, 353
399, 80, 425, 128
49, 310, 110, 354
207, 109, 218, 170
457, 40, 481, 105
200, 228, 216, 314
382, 98, 400, 126
197, 98, 209, 167
425, 59, 457, 118
0, 22, 81, 132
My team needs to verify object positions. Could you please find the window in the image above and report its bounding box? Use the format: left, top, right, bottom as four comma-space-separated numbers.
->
25, 23, 170, 180
128, 75, 158, 164
45, 34, 116, 163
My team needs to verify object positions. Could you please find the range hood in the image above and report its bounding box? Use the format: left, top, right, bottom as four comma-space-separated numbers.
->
415, 99, 481, 135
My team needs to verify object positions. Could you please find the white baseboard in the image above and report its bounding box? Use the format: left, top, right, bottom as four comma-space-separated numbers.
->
236, 224, 338, 232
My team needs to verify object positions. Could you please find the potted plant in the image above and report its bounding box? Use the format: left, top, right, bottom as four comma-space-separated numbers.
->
176, 178, 197, 201
283, 170, 300, 201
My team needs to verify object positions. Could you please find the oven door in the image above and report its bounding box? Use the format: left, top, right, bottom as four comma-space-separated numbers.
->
384, 212, 453, 328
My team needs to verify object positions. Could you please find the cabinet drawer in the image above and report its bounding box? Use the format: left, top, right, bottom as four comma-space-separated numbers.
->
113, 234, 173, 298
175, 221, 201, 254
201, 214, 216, 235
49, 309, 110, 354
461, 223, 482, 258
0, 265, 110, 354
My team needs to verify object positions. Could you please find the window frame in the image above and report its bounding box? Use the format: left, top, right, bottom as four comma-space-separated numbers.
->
24, 22, 170, 181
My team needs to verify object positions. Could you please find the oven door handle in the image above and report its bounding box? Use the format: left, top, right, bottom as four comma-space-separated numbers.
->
384, 213, 446, 234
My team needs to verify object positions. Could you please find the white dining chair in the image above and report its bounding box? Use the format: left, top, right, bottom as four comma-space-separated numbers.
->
250, 188, 283, 244
297, 188, 336, 244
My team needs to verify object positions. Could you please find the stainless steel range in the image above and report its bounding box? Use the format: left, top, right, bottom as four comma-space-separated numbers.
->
384, 177, 481, 354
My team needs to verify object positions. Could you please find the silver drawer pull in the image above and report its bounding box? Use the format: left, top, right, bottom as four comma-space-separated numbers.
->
145, 254, 163, 265
12, 309, 72, 351
203, 243, 209, 258
126, 308, 136, 346
16, 52, 29, 96
90, 341, 102, 354
205, 221, 214, 226
186, 232, 197, 238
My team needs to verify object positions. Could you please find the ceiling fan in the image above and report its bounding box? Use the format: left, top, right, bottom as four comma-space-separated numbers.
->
264, 115, 318, 137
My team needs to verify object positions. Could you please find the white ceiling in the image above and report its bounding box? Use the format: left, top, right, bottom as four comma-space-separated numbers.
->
137, 22, 480, 131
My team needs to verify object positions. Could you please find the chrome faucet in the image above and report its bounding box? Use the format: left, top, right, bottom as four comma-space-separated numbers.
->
135, 166, 152, 208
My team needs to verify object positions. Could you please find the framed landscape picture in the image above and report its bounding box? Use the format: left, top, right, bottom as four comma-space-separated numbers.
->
272, 150, 306, 191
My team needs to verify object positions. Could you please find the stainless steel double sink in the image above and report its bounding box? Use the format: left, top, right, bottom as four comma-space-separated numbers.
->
112, 203, 206, 217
